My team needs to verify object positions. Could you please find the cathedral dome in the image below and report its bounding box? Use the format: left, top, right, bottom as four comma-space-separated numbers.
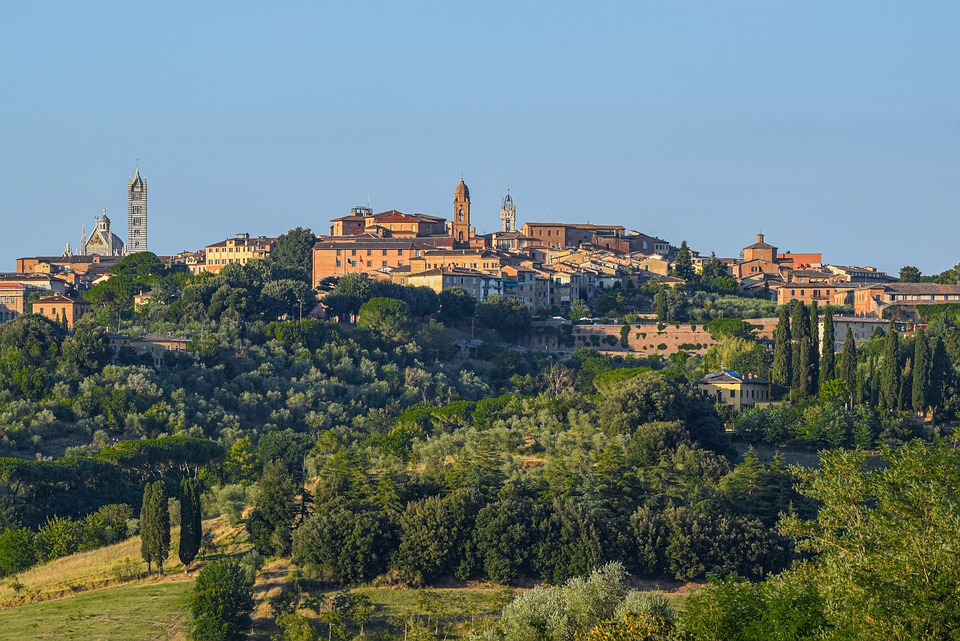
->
455, 179, 470, 200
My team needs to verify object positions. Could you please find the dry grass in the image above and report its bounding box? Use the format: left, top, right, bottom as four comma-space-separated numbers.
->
0, 515, 247, 607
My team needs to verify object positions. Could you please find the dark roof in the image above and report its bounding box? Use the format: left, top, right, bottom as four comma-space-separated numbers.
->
697, 370, 770, 385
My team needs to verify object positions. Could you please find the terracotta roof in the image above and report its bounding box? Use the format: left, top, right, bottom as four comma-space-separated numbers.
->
883, 283, 960, 294
34, 294, 85, 304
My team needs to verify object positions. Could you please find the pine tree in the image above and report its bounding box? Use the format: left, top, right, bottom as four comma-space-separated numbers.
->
673, 241, 694, 280
821, 308, 836, 382
140, 483, 155, 575
879, 321, 901, 410
809, 301, 820, 395
840, 328, 857, 404
153, 481, 171, 576
179, 477, 202, 574
772, 305, 792, 392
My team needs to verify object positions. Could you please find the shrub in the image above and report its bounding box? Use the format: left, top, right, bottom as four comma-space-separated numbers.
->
191, 558, 255, 641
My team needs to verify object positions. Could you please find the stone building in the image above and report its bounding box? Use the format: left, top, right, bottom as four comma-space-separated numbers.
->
81, 210, 126, 257
127, 166, 147, 253
500, 191, 516, 232
452, 179, 472, 247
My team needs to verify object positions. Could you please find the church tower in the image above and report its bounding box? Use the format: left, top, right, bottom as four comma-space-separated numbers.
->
127, 166, 147, 254
500, 191, 516, 232
452, 179, 471, 246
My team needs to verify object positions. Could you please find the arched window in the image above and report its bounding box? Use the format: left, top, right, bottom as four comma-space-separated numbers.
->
458, 209, 464, 221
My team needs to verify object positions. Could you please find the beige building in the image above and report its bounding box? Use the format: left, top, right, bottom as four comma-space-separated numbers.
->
820, 315, 889, 351
0, 283, 26, 322
396, 267, 503, 301
854, 283, 960, 317
203, 233, 275, 272
696, 370, 772, 412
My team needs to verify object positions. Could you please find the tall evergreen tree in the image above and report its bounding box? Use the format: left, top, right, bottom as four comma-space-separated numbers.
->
879, 321, 901, 410
655, 289, 668, 322
791, 302, 811, 396
929, 335, 950, 418
140, 482, 155, 575
840, 328, 857, 404
911, 328, 930, 415
153, 481, 171, 576
246, 460, 297, 556
772, 305, 792, 391
821, 308, 836, 382
809, 301, 820, 394
179, 477, 202, 574
673, 241, 694, 280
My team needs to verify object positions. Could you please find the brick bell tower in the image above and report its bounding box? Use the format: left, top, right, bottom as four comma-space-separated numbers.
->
452, 178, 471, 247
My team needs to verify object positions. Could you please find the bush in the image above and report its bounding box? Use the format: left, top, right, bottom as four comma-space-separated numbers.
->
210, 484, 250, 526
191, 558, 255, 641
35, 515, 82, 562
0, 528, 36, 577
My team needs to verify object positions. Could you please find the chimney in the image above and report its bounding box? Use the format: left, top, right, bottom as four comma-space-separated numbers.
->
757, 233, 764, 244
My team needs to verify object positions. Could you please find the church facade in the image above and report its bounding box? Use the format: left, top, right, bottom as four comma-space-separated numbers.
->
80, 210, 126, 256
64, 166, 147, 258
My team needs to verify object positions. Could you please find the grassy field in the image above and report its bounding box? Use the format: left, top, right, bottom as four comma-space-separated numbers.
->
0, 580, 192, 640
0, 516, 246, 605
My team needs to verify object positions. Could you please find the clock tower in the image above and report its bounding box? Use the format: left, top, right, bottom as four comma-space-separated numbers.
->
127, 166, 147, 254
452, 179, 471, 247
500, 191, 516, 232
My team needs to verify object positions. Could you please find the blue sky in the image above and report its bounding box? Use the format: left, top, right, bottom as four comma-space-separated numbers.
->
2, 1, 958, 274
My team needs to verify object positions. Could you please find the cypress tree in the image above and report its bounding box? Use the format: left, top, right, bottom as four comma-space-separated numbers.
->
911, 328, 930, 415
840, 327, 857, 403
809, 301, 820, 394
179, 477, 202, 574
140, 482, 155, 575
153, 481, 171, 576
821, 308, 836, 381
791, 302, 811, 395
929, 335, 949, 417
772, 305, 792, 391
655, 289, 667, 322
879, 321, 900, 410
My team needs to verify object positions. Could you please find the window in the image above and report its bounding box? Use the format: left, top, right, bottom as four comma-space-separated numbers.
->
730, 390, 735, 398
382, 261, 387, 267
351, 249, 357, 256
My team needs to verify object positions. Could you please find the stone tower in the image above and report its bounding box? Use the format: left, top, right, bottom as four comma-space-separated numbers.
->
452, 179, 471, 246
127, 166, 147, 254
500, 191, 516, 232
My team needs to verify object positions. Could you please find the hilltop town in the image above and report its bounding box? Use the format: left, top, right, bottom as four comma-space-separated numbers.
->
6, 171, 957, 333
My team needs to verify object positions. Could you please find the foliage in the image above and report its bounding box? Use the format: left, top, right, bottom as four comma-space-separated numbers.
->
191, 557, 255, 641
179, 477, 202, 572
476, 295, 532, 340
140, 480, 170, 575
246, 460, 297, 557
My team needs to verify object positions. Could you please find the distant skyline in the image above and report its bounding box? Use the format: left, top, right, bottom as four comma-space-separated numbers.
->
2, 1, 958, 275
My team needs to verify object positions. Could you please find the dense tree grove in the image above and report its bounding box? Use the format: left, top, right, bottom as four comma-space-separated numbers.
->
0, 241, 959, 638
